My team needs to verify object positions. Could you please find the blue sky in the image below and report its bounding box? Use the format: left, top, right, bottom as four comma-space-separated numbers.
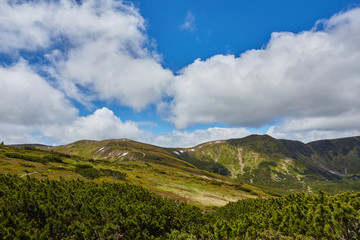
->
134, 0, 359, 70
1, 0, 360, 147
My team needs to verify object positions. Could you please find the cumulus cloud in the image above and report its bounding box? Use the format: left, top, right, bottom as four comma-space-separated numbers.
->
0, 60, 78, 125
0, 123, 43, 145
169, 7, 360, 135
2, 1, 360, 146
0, 60, 78, 145
43, 107, 145, 143
267, 126, 360, 143
41, 108, 253, 147
0, 1, 51, 52
150, 127, 253, 148
0, 107, 146, 145
57, 41, 172, 109
266, 111, 360, 143
0, 0, 173, 110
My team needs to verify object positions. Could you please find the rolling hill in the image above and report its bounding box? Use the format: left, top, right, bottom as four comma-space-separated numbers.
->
0, 141, 267, 207
173, 135, 360, 194
1, 134, 360, 206
52, 135, 360, 195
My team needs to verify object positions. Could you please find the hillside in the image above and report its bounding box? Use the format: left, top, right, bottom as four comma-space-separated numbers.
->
0, 142, 266, 207
1, 134, 360, 204
2, 174, 359, 239
174, 135, 360, 194
52, 135, 360, 194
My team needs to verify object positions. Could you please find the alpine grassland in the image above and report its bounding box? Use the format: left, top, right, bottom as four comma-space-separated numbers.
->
1, 135, 360, 239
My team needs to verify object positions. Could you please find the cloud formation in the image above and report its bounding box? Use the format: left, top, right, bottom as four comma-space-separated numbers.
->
1, 1, 360, 146
0, 61, 77, 125
150, 127, 252, 148
0, 0, 172, 110
1, 102, 251, 148
169, 8, 360, 138
0, 60, 78, 145
43, 107, 145, 143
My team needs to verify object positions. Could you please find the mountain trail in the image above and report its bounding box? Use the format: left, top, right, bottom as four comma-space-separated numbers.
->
237, 147, 244, 174
20, 171, 38, 177
215, 147, 220, 162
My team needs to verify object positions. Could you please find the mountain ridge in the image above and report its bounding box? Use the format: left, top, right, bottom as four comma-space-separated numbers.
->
2, 134, 360, 204
49, 134, 360, 193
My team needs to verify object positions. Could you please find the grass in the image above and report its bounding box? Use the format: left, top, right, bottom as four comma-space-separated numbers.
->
0, 144, 268, 207
3, 136, 360, 205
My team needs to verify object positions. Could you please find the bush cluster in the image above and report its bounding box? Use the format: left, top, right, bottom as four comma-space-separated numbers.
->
0, 174, 359, 239
74, 164, 127, 180
4, 152, 62, 164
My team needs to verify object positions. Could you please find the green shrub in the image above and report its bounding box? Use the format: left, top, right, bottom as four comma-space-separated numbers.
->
74, 164, 126, 180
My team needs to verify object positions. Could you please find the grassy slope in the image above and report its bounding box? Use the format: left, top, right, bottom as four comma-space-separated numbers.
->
2, 134, 360, 203
175, 135, 360, 194
0, 143, 268, 207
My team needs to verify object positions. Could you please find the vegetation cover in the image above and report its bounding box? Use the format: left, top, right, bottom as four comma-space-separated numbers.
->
0, 174, 204, 239
0, 143, 264, 206
1, 174, 360, 239
195, 191, 360, 239
52, 135, 360, 195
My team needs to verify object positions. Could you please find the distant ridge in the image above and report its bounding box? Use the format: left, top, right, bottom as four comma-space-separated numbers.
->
2, 134, 360, 202
46, 134, 360, 194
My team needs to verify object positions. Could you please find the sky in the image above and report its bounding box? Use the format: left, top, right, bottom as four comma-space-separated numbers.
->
1, 0, 360, 147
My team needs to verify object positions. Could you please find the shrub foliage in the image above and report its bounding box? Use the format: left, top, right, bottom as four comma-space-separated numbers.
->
0, 174, 359, 239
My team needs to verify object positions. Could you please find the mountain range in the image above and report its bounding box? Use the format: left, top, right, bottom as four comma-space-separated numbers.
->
2, 134, 360, 206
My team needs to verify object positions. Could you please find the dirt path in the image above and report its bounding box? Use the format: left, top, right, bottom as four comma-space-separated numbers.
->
237, 147, 244, 174
20, 171, 38, 177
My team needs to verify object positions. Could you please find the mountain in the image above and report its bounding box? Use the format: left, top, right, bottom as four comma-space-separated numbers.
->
172, 134, 360, 193
0, 141, 267, 207
1, 135, 360, 206
51, 135, 360, 194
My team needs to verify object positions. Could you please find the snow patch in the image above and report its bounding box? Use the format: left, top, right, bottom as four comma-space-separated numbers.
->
117, 152, 128, 157
98, 147, 105, 152
173, 151, 180, 155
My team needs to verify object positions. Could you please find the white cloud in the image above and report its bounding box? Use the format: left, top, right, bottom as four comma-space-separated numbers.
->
267, 111, 360, 143
0, 0, 51, 52
1, 2, 360, 147
0, 0, 173, 110
0, 60, 78, 125
43, 107, 145, 144
150, 127, 253, 148
57, 40, 172, 110
41, 107, 253, 147
169, 7, 360, 134
267, 126, 360, 143
0, 106, 146, 145
0, 123, 43, 145
0, 60, 78, 145
180, 10, 196, 32
0, 0, 145, 52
